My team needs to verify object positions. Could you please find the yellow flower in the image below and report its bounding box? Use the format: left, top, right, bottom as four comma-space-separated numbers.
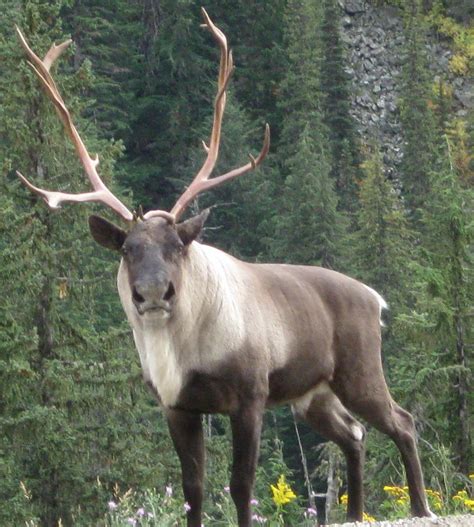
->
270, 475, 297, 506
340, 493, 348, 506
453, 490, 468, 501
384, 485, 408, 498
363, 512, 376, 522
464, 499, 474, 510
426, 489, 441, 498
468, 474, 474, 480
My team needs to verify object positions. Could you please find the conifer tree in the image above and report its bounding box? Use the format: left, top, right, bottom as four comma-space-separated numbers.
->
320, 0, 361, 214
272, 0, 346, 269
352, 146, 412, 304
396, 143, 472, 476
399, 0, 437, 217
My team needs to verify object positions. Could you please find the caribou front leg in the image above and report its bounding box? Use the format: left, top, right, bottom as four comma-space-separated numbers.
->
229, 401, 265, 527
165, 408, 205, 527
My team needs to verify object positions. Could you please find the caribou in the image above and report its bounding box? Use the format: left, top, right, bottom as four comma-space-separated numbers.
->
16, 10, 433, 527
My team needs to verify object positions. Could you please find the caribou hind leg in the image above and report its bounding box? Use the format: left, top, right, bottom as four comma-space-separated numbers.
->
332, 375, 432, 518
358, 399, 432, 518
293, 385, 366, 522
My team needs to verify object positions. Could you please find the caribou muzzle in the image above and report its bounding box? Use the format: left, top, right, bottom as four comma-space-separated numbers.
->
132, 279, 176, 316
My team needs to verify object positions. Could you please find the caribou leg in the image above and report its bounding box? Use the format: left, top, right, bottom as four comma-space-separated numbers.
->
333, 380, 432, 518
165, 408, 205, 527
229, 402, 265, 527
373, 402, 432, 518
294, 389, 366, 522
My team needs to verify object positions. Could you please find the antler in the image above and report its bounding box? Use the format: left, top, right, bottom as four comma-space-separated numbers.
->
15, 27, 134, 222
144, 8, 270, 222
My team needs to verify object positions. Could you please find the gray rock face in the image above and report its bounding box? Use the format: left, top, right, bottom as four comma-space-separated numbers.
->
342, 0, 366, 15
338, 0, 473, 181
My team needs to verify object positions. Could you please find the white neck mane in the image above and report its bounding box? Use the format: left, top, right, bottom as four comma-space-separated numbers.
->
117, 241, 248, 407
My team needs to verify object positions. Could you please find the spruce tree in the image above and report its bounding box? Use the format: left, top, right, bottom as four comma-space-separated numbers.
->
351, 145, 412, 304
396, 144, 472, 476
320, 0, 361, 214
272, 0, 346, 269
399, 0, 437, 218
266, 0, 348, 507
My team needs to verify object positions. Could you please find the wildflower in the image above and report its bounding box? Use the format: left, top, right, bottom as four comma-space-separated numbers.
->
165, 485, 173, 498
383, 485, 409, 499
363, 512, 376, 522
306, 507, 317, 517
108, 500, 118, 511
224, 486, 230, 493
127, 519, 136, 526
464, 499, 474, 510
250, 498, 259, 506
252, 514, 267, 524
340, 493, 348, 506
453, 490, 468, 501
469, 474, 474, 481
137, 507, 145, 517
184, 502, 192, 512
270, 474, 297, 506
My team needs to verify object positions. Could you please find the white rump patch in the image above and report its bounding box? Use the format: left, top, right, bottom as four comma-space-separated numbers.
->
363, 284, 388, 326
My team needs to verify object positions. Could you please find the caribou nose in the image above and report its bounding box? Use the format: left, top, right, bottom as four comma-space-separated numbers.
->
132, 279, 176, 307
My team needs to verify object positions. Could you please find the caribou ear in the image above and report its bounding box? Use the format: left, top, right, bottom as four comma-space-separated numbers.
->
176, 208, 210, 246
89, 215, 127, 251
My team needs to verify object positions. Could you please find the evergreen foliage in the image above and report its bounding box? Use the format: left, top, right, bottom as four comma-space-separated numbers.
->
272, 0, 346, 269
395, 143, 472, 475
351, 145, 412, 303
320, 0, 361, 214
399, 0, 438, 217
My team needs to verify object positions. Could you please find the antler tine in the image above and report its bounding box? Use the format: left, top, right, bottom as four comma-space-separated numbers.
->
194, 8, 234, 183
160, 10, 270, 222
169, 123, 270, 220
15, 27, 134, 222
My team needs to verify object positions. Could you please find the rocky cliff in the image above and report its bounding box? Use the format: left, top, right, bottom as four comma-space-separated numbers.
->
338, 0, 472, 179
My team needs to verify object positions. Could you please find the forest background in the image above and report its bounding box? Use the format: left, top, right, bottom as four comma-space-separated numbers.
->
0, 0, 472, 525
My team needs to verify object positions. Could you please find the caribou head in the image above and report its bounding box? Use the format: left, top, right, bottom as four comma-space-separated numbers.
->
89, 212, 210, 318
